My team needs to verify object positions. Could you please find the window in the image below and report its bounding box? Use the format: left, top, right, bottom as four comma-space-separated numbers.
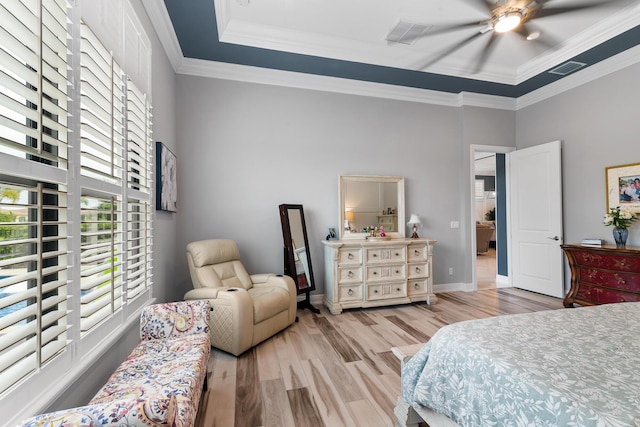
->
0, 0, 153, 415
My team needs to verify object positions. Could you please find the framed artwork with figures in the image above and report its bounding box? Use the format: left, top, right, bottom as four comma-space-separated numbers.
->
156, 141, 177, 212
606, 162, 640, 213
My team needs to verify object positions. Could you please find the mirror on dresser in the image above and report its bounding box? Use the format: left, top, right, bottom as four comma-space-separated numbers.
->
339, 175, 405, 239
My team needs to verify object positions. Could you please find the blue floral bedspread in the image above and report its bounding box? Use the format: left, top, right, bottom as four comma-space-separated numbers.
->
401, 302, 640, 427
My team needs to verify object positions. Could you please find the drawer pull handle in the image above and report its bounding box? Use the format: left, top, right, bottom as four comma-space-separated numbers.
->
620, 297, 626, 302
373, 271, 377, 275
621, 280, 626, 284
374, 289, 379, 294
348, 253, 354, 260
395, 270, 400, 274
348, 289, 353, 296
395, 252, 400, 256
416, 267, 421, 273
373, 254, 378, 258
348, 271, 354, 278
414, 250, 420, 256
396, 287, 401, 292
414, 283, 419, 289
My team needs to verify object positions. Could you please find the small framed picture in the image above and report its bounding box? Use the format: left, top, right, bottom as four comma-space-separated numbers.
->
326, 227, 338, 240
606, 162, 640, 213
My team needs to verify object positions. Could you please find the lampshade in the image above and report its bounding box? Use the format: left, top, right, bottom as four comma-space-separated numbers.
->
407, 214, 421, 226
345, 211, 355, 221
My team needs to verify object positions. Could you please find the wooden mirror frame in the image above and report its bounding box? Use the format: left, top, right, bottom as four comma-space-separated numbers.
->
279, 204, 316, 295
339, 175, 405, 240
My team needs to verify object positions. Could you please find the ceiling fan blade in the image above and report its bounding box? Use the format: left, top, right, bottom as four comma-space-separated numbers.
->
416, 31, 486, 70
534, 0, 626, 19
470, 32, 500, 74
400, 21, 485, 44
458, 0, 496, 14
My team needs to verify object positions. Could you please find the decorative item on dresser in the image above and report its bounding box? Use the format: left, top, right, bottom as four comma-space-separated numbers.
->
322, 238, 437, 315
407, 214, 422, 239
561, 244, 640, 307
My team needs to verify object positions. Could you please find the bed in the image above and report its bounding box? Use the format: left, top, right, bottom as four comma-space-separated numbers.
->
395, 302, 640, 427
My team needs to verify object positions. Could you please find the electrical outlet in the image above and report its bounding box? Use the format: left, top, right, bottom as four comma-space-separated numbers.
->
450, 221, 459, 229
448, 267, 453, 275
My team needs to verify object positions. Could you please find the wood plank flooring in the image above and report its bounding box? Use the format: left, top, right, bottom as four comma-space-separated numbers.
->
195, 288, 564, 427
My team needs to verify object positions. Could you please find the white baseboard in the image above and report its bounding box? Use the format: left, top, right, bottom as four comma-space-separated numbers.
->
433, 282, 474, 293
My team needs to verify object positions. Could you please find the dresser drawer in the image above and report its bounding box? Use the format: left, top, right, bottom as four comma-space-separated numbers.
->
339, 284, 363, 302
338, 247, 363, 264
576, 284, 640, 304
366, 246, 406, 263
408, 263, 429, 279
338, 266, 362, 283
407, 278, 428, 295
366, 264, 406, 281
408, 245, 428, 262
573, 251, 640, 271
578, 267, 640, 292
367, 283, 406, 300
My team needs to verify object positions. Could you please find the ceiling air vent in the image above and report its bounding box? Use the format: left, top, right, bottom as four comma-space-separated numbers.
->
386, 21, 431, 45
548, 61, 587, 76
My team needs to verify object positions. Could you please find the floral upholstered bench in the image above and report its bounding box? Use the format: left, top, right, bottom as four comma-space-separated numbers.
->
18, 300, 211, 427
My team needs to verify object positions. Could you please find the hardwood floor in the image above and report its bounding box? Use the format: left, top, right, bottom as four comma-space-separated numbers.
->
195, 288, 563, 427
477, 248, 497, 290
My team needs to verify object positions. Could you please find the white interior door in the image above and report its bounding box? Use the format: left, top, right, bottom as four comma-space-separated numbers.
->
509, 140, 564, 298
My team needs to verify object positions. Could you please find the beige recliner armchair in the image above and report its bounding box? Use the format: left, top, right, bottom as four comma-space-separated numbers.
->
185, 239, 297, 356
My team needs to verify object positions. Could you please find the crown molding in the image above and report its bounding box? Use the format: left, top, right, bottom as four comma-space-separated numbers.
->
517, 3, 640, 84
141, 0, 183, 72
142, 2, 639, 111
178, 58, 464, 107
517, 43, 640, 109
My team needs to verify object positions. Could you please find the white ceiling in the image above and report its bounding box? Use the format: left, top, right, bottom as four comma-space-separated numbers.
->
215, 0, 640, 85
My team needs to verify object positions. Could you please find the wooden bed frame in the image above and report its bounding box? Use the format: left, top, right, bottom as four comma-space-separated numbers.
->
392, 344, 461, 427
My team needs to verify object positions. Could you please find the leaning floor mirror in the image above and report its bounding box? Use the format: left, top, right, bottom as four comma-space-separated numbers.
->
279, 204, 319, 313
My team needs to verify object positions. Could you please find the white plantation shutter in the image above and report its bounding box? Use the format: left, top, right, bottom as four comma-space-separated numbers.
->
0, 1, 154, 417
125, 79, 152, 302
79, 23, 124, 184
0, 0, 68, 166
0, 181, 68, 395
79, 196, 123, 334
126, 80, 151, 193
0, 0, 70, 396
126, 200, 151, 301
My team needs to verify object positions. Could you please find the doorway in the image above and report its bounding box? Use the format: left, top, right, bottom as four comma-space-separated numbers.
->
470, 145, 514, 291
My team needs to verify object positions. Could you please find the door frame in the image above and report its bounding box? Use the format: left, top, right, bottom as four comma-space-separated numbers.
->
470, 144, 515, 291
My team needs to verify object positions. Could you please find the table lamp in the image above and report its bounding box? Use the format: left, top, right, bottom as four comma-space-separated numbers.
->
407, 214, 422, 238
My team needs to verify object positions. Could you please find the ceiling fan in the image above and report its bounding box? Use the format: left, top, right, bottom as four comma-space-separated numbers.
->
397, 0, 628, 73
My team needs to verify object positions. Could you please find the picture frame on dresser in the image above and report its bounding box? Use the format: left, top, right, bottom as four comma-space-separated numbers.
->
605, 162, 640, 212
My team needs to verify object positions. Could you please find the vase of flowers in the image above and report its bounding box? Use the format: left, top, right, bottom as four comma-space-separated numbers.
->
603, 206, 638, 248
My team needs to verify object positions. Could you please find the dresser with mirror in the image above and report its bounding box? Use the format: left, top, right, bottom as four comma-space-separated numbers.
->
321, 175, 437, 315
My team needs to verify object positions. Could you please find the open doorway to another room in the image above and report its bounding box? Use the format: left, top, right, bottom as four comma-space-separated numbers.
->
474, 153, 497, 290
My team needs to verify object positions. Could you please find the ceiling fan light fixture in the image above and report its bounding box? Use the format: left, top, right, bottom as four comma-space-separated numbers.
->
494, 12, 522, 33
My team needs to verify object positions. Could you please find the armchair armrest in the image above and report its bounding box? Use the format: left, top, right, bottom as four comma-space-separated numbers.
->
140, 300, 210, 341
252, 274, 296, 295
185, 287, 229, 300
250, 273, 274, 284
17, 394, 178, 427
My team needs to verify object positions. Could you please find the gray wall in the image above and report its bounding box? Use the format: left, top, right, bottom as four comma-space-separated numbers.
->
173, 78, 518, 294
516, 62, 640, 247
